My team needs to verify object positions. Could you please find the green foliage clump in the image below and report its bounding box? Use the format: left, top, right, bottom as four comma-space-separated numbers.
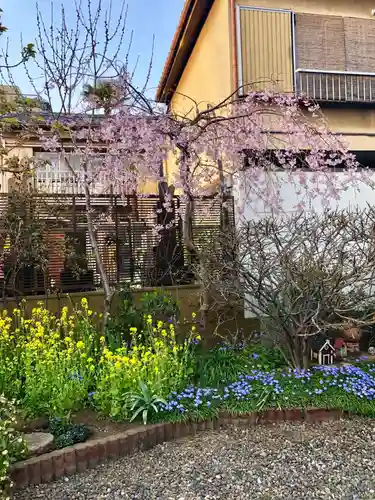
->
49, 418, 91, 449
194, 342, 285, 386
94, 318, 197, 420
105, 286, 179, 350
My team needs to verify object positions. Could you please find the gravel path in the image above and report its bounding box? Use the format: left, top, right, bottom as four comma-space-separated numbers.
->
14, 418, 375, 500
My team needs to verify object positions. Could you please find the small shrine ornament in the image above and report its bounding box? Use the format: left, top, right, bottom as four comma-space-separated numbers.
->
311, 339, 335, 365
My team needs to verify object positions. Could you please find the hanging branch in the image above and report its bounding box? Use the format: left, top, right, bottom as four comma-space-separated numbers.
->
4, 1, 371, 335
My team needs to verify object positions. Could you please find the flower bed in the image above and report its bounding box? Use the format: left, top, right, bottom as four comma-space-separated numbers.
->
0, 299, 197, 419
3, 298, 375, 496
0, 296, 197, 497
159, 363, 375, 422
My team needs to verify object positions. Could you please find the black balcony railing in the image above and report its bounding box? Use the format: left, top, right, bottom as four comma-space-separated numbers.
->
296, 69, 375, 103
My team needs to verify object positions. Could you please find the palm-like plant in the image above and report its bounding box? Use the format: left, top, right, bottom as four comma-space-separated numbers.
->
124, 381, 167, 425
82, 80, 119, 115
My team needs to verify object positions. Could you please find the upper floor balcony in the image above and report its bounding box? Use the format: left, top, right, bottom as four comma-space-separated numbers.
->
296, 69, 375, 104
236, 6, 375, 105
0, 152, 111, 195
33, 152, 109, 195
0, 151, 157, 196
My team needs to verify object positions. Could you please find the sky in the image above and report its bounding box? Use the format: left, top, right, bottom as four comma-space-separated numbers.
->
1, 0, 185, 103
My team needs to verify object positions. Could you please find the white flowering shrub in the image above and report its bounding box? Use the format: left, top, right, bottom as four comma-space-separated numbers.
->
0, 396, 27, 500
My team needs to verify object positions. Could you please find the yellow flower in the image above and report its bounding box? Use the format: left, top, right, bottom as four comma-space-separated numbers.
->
115, 361, 121, 369
81, 298, 88, 309
76, 340, 85, 350
61, 306, 69, 321
100, 336, 105, 343
130, 358, 137, 365
192, 312, 197, 319
105, 350, 113, 360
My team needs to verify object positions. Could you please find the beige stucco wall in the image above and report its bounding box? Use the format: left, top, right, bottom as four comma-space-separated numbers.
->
167, 0, 232, 183
170, 0, 232, 117
322, 109, 375, 150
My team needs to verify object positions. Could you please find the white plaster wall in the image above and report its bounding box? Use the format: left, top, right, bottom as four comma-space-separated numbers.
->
233, 171, 375, 318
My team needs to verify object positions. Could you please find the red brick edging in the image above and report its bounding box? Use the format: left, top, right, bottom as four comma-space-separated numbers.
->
10, 408, 344, 489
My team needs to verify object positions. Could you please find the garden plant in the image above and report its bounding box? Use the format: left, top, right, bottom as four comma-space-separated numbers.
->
2, 298, 375, 426
0, 397, 27, 500
3, 294, 375, 497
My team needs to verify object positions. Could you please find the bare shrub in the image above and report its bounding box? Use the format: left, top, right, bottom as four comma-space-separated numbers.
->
201, 208, 375, 368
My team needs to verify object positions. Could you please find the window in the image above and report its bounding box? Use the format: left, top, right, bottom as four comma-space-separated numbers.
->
295, 13, 375, 73
237, 6, 294, 94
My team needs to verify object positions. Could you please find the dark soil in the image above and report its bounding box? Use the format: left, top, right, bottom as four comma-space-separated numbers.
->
19, 409, 143, 441
71, 409, 142, 439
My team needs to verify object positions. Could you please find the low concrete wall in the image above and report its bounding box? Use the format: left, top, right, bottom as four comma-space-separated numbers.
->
0, 284, 200, 316
0, 285, 258, 342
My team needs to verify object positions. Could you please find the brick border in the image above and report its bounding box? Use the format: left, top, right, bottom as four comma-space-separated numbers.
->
10, 408, 345, 489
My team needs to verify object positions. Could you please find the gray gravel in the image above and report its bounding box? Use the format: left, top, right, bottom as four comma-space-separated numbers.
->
13, 418, 375, 500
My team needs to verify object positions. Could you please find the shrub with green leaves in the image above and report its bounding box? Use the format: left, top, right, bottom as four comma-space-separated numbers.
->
0, 396, 27, 500
246, 344, 286, 371
106, 286, 141, 350
139, 290, 179, 320
194, 346, 251, 386
106, 287, 180, 351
